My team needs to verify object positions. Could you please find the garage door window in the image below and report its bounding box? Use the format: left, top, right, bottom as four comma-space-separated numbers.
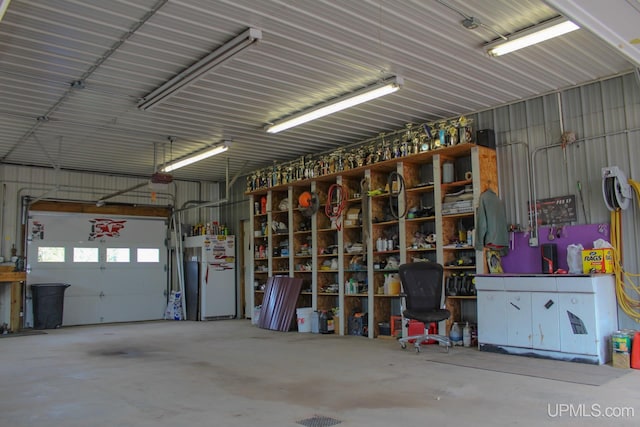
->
38, 247, 65, 262
137, 248, 159, 263
73, 247, 99, 262
106, 248, 130, 262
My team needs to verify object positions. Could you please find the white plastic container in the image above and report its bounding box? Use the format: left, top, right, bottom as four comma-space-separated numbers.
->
251, 306, 261, 325
296, 307, 313, 333
463, 322, 471, 347
311, 310, 320, 333
450, 322, 462, 345
442, 162, 454, 183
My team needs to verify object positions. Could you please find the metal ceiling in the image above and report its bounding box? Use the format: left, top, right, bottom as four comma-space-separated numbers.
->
0, 0, 635, 183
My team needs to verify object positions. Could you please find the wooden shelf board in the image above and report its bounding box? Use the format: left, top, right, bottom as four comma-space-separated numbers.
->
372, 220, 399, 227
244, 144, 479, 195
442, 212, 474, 219
406, 185, 435, 193
405, 216, 436, 222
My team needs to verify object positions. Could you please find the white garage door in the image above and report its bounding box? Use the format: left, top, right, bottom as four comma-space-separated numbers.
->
26, 211, 168, 327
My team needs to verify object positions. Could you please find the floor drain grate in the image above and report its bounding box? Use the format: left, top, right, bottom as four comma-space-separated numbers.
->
296, 415, 342, 427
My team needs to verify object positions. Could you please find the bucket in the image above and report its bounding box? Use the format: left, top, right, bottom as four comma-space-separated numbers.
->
296, 307, 313, 333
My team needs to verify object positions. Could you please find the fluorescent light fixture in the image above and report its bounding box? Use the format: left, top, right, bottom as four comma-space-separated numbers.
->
0, 0, 11, 24
161, 142, 230, 172
487, 17, 579, 57
265, 76, 403, 134
138, 27, 262, 111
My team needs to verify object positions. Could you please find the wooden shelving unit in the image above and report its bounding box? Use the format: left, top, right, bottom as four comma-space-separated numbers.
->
247, 143, 497, 338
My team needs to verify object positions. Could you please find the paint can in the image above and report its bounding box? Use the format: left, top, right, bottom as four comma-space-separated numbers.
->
612, 330, 632, 353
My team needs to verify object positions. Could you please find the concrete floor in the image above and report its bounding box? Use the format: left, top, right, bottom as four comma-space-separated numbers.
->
0, 320, 638, 427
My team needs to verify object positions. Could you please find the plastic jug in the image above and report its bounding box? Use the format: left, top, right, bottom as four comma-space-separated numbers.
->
463, 322, 471, 347
450, 322, 462, 345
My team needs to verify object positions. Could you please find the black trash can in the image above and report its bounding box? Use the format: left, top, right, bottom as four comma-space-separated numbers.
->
31, 283, 70, 329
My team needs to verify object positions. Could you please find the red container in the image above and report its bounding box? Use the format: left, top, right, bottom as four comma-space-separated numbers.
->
407, 320, 437, 345
631, 331, 640, 369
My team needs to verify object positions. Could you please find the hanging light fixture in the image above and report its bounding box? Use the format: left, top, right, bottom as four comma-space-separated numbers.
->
265, 76, 403, 134
486, 17, 579, 57
161, 141, 231, 172
138, 28, 262, 111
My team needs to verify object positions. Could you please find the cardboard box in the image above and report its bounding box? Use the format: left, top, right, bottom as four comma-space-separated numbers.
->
344, 207, 361, 227
346, 207, 361, 220
612, 351, 631, 369
582, 249, 614, 274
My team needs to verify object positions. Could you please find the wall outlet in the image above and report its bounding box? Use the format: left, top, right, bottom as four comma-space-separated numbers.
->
529, 236, 539, 247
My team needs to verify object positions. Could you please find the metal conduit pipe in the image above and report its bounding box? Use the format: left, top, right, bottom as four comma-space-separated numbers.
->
15, 185, 174, 253
530, 126, 640, 246
496, 141, 532, 231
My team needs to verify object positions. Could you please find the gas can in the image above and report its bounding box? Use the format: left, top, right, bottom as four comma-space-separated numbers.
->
319, 310, 334, 334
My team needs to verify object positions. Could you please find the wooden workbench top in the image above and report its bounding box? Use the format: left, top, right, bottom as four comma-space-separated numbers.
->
0, 271, 27, 282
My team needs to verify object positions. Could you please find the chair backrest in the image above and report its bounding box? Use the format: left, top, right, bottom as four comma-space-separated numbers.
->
399, 262, 444, 312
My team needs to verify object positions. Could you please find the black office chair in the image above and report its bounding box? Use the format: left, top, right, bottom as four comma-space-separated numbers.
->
398, 262, 452, 352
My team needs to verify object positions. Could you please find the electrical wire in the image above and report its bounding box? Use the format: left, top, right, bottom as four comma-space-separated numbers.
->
387, 171, 407, 219
325, 183, 346, 231
609, 178, 640, 323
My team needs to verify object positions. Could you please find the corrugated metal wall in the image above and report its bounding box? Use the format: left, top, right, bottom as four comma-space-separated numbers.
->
0, 163, 220, 258
222, 71, 640, 328
0, 163, 221, 323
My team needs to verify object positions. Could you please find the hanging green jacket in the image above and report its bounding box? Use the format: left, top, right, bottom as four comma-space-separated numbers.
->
475, 189, 509, 251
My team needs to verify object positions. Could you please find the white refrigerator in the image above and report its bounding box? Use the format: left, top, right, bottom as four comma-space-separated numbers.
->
184, 235, 236, 320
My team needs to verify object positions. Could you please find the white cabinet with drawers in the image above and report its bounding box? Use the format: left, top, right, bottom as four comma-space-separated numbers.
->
475, 274, 618, 364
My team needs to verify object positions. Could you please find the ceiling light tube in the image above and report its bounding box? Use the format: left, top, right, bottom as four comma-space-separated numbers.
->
138, 28, 262, 111
161, 142, 230, 172
266, 76, 403, 134
0, 0, 11, 24
487, 17, 579, 57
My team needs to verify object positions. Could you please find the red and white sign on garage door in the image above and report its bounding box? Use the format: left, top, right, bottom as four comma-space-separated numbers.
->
26, 211, 168, 326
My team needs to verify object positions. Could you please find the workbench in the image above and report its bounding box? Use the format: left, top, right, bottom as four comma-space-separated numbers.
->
0, 267, 26, 333
475, 274, 618, 364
